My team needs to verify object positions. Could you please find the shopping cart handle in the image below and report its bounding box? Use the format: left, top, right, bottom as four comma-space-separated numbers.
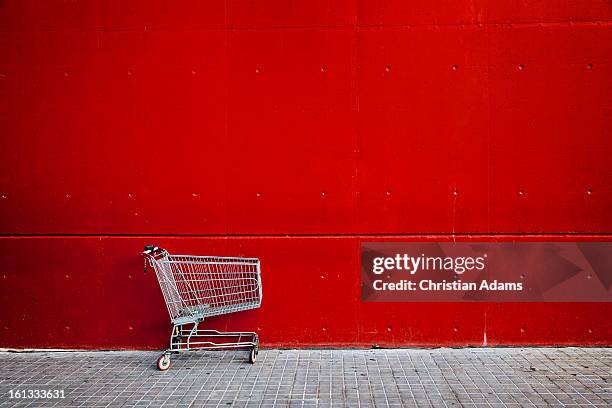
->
143, 245, 159, 254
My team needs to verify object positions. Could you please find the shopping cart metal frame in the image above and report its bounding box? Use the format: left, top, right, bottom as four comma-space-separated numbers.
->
142, 245, 262, 371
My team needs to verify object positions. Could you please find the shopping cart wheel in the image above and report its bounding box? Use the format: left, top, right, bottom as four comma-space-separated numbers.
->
249, 334, 259, 364
156, 353, 171, 371
249, 347, 258, 364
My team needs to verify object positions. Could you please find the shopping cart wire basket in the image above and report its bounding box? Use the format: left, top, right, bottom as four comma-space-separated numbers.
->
142, 245, 262, 370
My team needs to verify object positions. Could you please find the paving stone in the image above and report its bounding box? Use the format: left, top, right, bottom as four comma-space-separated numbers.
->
0, 348, 610, 407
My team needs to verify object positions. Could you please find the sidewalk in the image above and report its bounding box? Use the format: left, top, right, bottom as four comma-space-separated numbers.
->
0, 348, 610, 407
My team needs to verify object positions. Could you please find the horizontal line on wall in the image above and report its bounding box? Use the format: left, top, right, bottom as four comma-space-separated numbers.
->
1, 20, 611, 34
0, 233, 610, 239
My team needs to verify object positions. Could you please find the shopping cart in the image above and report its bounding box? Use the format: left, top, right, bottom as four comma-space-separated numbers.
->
142, 245, 262, 370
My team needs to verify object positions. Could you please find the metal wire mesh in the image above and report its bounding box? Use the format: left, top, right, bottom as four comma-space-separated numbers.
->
148, 251, 262, 323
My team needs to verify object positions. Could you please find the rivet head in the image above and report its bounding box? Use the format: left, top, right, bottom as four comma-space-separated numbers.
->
192, 68, 198, 74
452, 64, 459, 71
255, 67, 262, 74
192, 192, 199, 197
65, 325, 71, 330
586, 274, 592, 280
0, 72, 6, 78
128, 68, 134, 76
519, 189, 525, 196
453, 327, 459, 332
518, 64, 525, 71
320, 66, 327, 73
386, 190, 391, 196
128, 192, 135, 198
256, 192, 262, 197
453, 190, 459, 196
321, 190, 327, 196
520, 327, 525, 333
65, 193, 72, 198
1, 193, 7, 199
65, 274, 70, 279
64, 71, 71, 77
587, 188, 593, 195
385, 65, 391, 72
387, 326, 392, 332
587, 63, 593, 70
129, 325, 134, 330
588, 328, 593, 333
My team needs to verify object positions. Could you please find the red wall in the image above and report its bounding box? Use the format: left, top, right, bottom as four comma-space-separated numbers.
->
0, 1, 611, 349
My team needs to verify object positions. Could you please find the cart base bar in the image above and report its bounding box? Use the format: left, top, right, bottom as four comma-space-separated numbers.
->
156, 322, 259, 370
